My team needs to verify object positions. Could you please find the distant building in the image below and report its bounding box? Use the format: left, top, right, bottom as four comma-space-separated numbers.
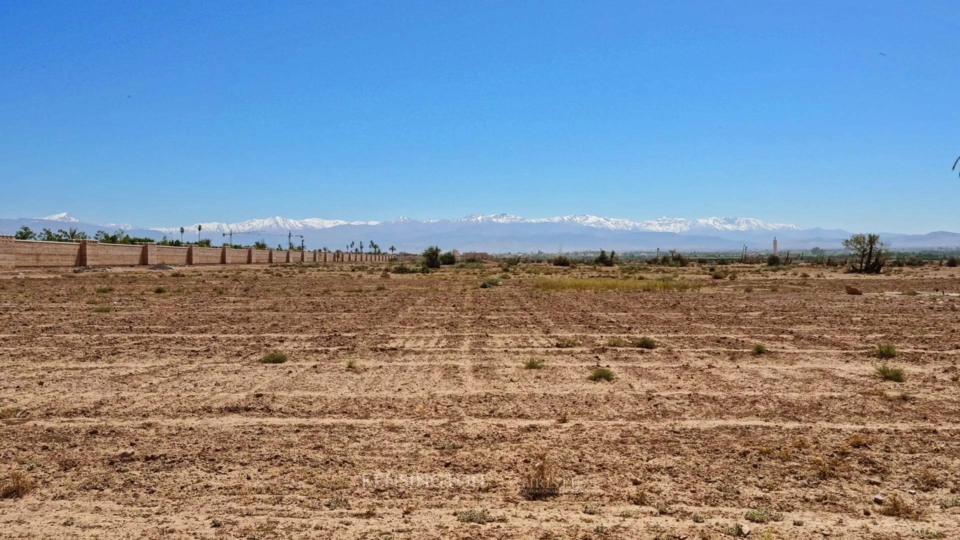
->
773, 237, 778, 255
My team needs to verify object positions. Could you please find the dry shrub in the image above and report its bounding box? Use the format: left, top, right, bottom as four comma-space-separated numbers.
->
915, 470, 943, 492
0, 472, 33, 499
521, 452, 561, 500
810, 456, 842, 480
879, 494, 924, 520
847, 434, 875, 448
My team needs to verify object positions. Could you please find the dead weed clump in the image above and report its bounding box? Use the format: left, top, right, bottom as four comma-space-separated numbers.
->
456, 508, 492, 524
0, 472, 34, 499
521, 452, 561, 500
879, 494, 924, 520
555, 337, 581, 348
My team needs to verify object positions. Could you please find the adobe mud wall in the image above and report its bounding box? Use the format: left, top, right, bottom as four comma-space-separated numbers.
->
2, 238, 398, 269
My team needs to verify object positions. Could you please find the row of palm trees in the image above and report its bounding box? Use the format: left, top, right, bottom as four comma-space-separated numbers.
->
178, 225, 200, 243
344, 240, 396, 255
180, 225, 399, 256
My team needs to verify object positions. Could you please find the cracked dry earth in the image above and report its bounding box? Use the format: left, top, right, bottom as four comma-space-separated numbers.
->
1, 263, 959, 539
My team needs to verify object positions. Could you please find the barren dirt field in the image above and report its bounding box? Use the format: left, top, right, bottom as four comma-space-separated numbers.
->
1, 261, 959, 539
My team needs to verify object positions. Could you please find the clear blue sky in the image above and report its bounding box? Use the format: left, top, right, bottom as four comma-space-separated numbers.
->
2, 1, 957, 232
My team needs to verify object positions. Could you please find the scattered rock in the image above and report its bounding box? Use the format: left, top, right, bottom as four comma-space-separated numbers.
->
873, 493, 884, 505
119, 449, 136, 461
845, 285, 863, 295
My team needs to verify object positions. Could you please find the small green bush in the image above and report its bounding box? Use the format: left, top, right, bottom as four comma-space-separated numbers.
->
744, 508, 782, 523
261, 352, 288, 364
875, 363, 905, 382
588, 367, 615, 382
391, 264, 425, 274
92, 306, 112, 313
439, 251, 456, 265
524, 358, 545, 370
606, 337, 630, 347
153, 286, 166, 294
751, 343, 767, 355
875, 343, 898, 359
633, 337, 656, 350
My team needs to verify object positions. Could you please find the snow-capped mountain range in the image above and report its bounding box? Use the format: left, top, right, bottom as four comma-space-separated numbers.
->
8, 212, 957, 252
148, 213, 802, 235
152, 216, 381, 235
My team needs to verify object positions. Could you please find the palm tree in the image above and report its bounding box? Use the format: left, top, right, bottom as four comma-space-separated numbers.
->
197, 224, 202, 243
350, 241, 355, 252
389, 246, 396, 255
360, 241, 365, 254
179, 227, 184, 243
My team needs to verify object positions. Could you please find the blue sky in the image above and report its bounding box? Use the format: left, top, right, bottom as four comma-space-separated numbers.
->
1, 1, 958, 233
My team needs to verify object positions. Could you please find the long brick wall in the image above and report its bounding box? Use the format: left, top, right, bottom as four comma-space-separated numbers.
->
86, 243, 143, 266
223, 247, 248, 265
156, 245, 189, 265
13, 240, 82, 267
251, 249, 270, 264
0, 236, 393, 269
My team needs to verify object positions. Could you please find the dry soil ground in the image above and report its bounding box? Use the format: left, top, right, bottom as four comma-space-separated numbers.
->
1, 261, 958, 539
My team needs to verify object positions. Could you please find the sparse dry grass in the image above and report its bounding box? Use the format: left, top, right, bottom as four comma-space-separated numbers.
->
2, 262, 958, 538
534, 277, 700, 292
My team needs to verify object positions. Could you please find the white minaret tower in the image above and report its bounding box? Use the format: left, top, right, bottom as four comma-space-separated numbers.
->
773, 237, 778, 255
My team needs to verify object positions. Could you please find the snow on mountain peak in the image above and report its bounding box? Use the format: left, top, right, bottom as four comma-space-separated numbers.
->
153, 216, 380, 235
458, 213, 526, 224
36, 212, 80, 223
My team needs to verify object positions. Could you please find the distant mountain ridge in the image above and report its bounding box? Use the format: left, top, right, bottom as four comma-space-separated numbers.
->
149, 213, 804, 235
5, 212, 959, 252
